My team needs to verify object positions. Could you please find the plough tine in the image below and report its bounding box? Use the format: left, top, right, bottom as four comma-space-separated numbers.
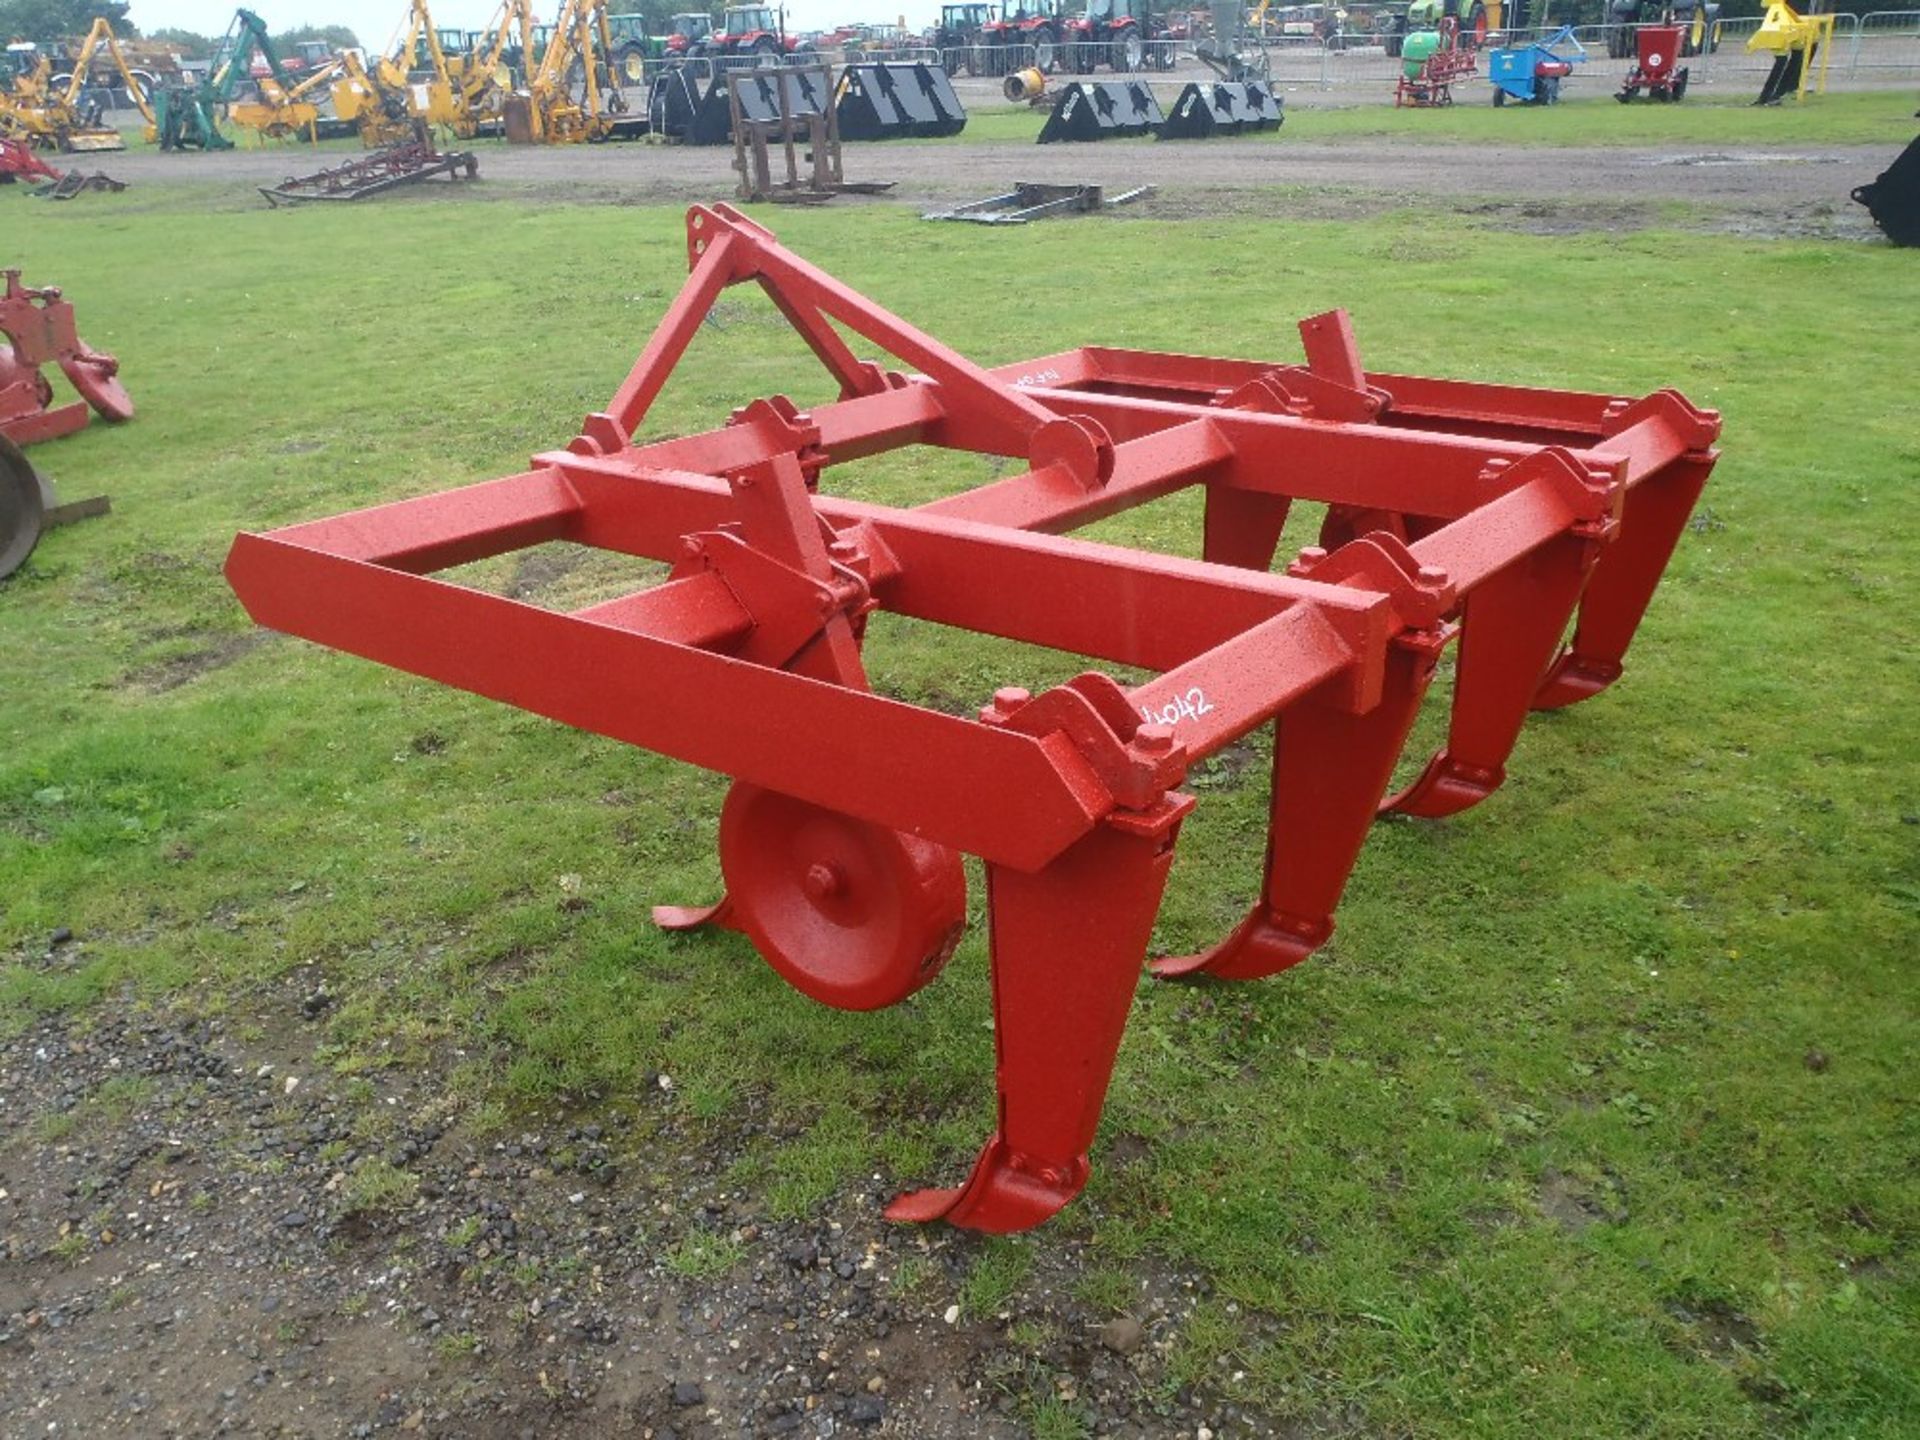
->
652, 896, 737, 932
1201, 487, 1290, 571
1153, 632, 1442, 981
887, 798, 1191, 1231
1385, 533, 1595, 818
1535, 454, 1713, 710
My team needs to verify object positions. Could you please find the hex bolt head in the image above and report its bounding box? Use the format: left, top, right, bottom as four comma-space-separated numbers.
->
1135, 724, 1176, 755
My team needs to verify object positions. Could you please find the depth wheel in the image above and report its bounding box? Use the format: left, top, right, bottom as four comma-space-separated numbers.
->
0, 433, 47, 581
718, 781, 967, 1012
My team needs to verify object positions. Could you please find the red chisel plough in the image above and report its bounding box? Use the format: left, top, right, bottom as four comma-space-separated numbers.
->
227, 206, 1718, 1232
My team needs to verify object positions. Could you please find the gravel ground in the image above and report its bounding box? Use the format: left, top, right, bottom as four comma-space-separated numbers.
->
2, 944, 1271, 1439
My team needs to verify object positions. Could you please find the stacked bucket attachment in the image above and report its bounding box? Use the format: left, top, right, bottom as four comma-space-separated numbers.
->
1159, 81, 1282, 138
1, 269, 125, 578
227, 205, 1720, 1233
834, 62, 968, 140
1038, 80, 1166, 141
648, 66, 835, 147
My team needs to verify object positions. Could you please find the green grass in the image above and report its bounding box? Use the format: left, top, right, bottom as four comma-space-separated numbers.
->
3, 183, 1915, 1439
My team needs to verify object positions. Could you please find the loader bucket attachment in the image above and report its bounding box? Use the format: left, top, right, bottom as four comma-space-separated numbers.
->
1158, 81, 1282, 139
226, 205, 1718, 1232
835, 62, 968, 140
1853, 133, 1920, 246
1037, 80, 1165, 141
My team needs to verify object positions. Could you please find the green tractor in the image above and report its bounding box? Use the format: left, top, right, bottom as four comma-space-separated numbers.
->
605, 13, 669, 87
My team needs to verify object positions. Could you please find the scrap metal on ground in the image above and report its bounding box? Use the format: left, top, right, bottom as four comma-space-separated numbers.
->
259, 136, 479, 206
922, 181, 1151, 223
0, 269, 123, 578
228, 205, 1719, 1233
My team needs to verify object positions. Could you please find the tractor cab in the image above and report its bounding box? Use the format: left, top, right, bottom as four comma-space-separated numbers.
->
1064, 0, 1154, 71
664, 11, 715, 52
724, 6, 777, 38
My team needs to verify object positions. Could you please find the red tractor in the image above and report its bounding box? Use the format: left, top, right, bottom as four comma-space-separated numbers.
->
1062, 0, 1161, 72
692, 5, 817, 68
978, 0, 1064, 74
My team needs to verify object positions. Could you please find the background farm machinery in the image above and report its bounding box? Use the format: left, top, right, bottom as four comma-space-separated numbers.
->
1487, 21, 1584, 103
227, 204, 1717, 1234
1615, 21, 1688, 99
0, 269, 127, 581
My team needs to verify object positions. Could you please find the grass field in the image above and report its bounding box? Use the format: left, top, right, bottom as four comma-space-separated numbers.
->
3, 177, 1916, 1438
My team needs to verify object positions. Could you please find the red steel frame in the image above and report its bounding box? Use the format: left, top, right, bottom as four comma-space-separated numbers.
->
0, 269, 133, 446
226, 205, 1719, 1232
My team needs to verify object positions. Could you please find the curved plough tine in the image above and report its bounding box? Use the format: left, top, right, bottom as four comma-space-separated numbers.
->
651, 895, 738, 932
1149, 905, 1329, 982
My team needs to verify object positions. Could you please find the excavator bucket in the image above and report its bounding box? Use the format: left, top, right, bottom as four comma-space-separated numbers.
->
226, 206, 1718, 1231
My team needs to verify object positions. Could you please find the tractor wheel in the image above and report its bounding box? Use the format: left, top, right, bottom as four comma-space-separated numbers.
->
0, 433, 46, 582
1113, 28, 1144, 72
1464, 3, 1488, 49
1541, 74, 1560, 104
751, 36, 780, 67
612, 42, 648, 88
1030, 26, 1057, 74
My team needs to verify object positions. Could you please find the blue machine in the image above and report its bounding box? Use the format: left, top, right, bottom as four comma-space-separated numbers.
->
1488, 24, 1587, 105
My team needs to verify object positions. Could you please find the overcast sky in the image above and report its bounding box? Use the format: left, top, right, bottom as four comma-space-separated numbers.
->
125, 0, 937, 47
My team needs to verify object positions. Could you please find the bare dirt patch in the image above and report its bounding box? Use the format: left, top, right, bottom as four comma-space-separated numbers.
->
1, 977, 1281, 1438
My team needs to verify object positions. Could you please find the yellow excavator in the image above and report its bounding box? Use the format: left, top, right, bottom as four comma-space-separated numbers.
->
331, 0, 531, 144
0, 19, 155, 151
506, 0, 620, 143
230, 55, 343, 140
329, 48, 414, 146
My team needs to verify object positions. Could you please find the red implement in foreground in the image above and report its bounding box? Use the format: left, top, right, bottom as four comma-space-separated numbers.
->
0, 268, 133, 446
226, 206, 1718, 1232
